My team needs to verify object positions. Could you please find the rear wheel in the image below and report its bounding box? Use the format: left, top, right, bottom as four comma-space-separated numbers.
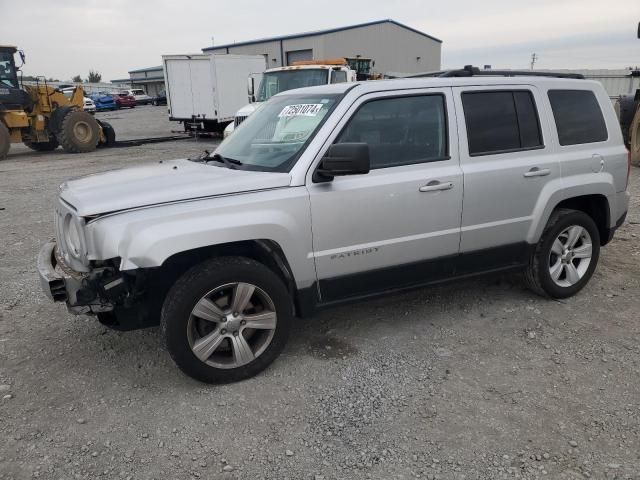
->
0, 122, 10, 159
24, 135, 59, 152
57, 110, 100, 153
161, 257, 292, 384
96, 120, 116, 147
524, 209, 600, 298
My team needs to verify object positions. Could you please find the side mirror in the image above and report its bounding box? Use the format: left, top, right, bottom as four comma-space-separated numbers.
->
637, 21, 640, 39
18, 50, 26, 67
314, 143, 370, 182
247, 76, 255, 103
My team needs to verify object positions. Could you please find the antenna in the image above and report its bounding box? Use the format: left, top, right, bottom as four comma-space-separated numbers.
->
530, 53, 538, 70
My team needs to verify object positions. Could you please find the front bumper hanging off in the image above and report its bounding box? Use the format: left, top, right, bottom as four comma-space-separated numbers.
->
37, 241, 115, 314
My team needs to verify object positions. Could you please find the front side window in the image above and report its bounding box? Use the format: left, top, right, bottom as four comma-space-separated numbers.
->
0, 52, 17, 88
462, 90, 543, 156
256, 69, 329, 102
215, 93, 340, 172
331, 70, 347, 84
548, 90, 608, 146
335, 95, 448, 169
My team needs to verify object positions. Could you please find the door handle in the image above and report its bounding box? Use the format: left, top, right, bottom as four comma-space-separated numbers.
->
523, 167, 551, 178
419, 181, 454, 192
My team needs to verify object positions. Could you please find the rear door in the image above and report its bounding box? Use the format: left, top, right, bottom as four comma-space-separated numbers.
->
307, 88, 463, 301
164, 57, 216, 119
452, 86, 559, 263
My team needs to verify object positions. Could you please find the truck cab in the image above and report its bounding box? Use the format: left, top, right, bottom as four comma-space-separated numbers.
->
224, 60, 356, 137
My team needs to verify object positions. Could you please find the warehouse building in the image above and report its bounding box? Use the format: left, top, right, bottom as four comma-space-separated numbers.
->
202, 19, 442, 75
111, 66, 165, 96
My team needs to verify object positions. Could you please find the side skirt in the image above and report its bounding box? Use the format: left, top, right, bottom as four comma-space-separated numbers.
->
295, 242, 531, 317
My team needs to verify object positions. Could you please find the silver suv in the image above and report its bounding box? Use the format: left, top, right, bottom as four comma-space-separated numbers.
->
38, 69, 631, 383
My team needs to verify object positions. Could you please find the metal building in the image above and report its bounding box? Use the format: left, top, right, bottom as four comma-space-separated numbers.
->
112, 66, 165, 96
536, 69, 640, 101
202, 19, 442, 75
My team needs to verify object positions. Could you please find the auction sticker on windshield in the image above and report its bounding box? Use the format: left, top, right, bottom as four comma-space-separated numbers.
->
278, 104, 324, 117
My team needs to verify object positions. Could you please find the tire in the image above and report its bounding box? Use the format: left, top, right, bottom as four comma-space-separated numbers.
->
152, 100, 158, 106
0, 122, 10, 159
57, 110, 100, 153
630, 110, 640, 167
24, 136, 59, 152
615, 95, 638, 149
96, 120, 116, 147
49, 106, 73, 134
524, 209, 600, 299
161, 256, 293, 384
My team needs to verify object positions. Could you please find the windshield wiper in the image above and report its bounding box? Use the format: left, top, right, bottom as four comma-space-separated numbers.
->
207, 153, 243, 169
188, 150, 211, 163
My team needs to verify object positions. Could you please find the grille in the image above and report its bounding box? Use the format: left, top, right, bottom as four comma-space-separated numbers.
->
234, 115, 248, 128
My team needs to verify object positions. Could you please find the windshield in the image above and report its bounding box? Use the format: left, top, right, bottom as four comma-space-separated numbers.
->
214, 93, 340, 172
0, 52, 18, 88
256, 69, 329, 102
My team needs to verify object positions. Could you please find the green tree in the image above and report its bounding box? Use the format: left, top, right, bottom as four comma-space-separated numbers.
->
86, 70, 102, 83
72, 74, 83, 83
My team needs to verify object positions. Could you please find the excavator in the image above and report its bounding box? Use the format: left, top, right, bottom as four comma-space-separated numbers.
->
0, 45, 114, 159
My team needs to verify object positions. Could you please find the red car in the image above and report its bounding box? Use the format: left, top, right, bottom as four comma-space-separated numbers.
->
112, 93, 137, 109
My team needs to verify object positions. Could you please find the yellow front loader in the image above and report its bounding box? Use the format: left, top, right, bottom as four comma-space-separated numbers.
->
0, 45, 113, 159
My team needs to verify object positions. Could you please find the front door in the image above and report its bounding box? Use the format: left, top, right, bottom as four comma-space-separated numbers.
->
306, 89, 463, 302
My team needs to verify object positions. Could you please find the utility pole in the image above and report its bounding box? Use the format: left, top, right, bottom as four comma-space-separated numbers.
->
530, 53, 538, 70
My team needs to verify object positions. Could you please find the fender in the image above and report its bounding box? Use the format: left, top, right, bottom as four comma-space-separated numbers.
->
85, 187, 317, 289
527, 172, 615, 244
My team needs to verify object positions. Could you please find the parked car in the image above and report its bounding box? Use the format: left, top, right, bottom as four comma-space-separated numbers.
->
38, 68, 630, 384
151, 90, 167, 106
89, 93, 117, 111
112, 93, 136, 109
123, 88, 152, 105
83, 97, 96, 113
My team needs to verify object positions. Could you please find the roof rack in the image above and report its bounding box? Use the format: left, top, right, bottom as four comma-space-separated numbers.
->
407, 65, 585, 80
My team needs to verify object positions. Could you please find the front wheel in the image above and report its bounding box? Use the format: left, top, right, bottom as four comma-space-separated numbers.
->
57, 110, 100, 153
524, 209, 600, 298
161, 257, 292, 383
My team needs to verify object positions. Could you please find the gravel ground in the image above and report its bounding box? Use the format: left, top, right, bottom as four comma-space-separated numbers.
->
1, 107, 639, 480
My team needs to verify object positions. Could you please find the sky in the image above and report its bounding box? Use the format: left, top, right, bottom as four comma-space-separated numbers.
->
1, 0, 639, 82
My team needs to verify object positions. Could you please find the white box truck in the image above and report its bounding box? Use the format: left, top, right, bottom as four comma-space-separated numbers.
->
162, 54, 267, 133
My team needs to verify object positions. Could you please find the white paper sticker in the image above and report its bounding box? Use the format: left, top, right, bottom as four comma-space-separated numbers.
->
278, 103, 323, 118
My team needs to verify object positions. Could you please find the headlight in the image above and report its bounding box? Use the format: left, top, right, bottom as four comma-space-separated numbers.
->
64, 215, 82, 258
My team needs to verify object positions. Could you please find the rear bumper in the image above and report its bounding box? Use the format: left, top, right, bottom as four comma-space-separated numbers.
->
606, 210, 628, 243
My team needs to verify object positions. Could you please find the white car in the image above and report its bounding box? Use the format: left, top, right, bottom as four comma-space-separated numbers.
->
123, 89, 152, 105
83, 97, 96, 113
59, 87, 96, 113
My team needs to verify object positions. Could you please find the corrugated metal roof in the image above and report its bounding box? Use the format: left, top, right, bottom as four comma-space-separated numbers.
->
202, 19, 442, 52
128, 65, 163, 74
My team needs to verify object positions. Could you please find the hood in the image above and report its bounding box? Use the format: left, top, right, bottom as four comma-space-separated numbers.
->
60, 159, 292, 217
237, 102, 262, 116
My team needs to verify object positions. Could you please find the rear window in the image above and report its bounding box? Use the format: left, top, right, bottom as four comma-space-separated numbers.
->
131, 89, 144, 95
462, 90, 543, 156
548, 90, 608, 145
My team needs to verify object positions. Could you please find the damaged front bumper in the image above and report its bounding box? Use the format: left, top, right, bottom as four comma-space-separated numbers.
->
37, 241, 117, 315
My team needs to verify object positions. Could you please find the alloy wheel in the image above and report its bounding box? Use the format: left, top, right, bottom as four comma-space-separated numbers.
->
187, 282, 277, 369
548, 225, 593, 287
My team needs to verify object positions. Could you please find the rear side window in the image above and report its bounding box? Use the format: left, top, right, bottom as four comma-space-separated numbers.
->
548, 90, 608, 145
462, 90, 543, 156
